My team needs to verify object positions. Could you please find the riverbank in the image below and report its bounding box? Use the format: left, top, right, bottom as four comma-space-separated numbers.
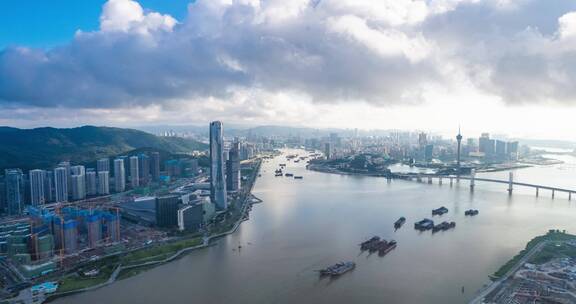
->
469, 230, 576, 304
41, 158, 264, 303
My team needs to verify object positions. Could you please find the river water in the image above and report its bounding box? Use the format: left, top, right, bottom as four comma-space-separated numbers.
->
55, 149, 576, 304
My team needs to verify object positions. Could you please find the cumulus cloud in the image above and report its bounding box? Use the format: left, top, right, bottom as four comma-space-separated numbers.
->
1, 0, 576, 122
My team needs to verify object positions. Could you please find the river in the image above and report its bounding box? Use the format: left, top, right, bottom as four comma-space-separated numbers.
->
54, 149, 576, 304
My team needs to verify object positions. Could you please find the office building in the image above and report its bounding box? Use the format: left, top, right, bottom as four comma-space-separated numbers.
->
495, 140, 507, 158
210, 121, 227, 210
151, 152, 161, 181
5, 169, 24, 215
130, 156, 139, 188
178, 204, 204, 232
86, 170, 97, 196
479, 133, 495, 157
114, 158, 126, 193
29, 169, 45, 207
97, 158, 110, 173
226, 142, 241, 192
54, 167, 68, 203
98, 171, 110, 195
155, 195, 180, 228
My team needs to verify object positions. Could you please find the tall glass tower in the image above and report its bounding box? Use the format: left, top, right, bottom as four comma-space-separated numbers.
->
210, 121, 227, 210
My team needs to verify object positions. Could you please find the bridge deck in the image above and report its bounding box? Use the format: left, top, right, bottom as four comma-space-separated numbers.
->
394, 174, 576, 194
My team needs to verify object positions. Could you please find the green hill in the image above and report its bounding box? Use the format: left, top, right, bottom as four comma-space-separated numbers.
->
0, 126, 207, 171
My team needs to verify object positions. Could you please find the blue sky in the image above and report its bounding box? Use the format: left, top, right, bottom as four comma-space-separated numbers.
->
0, 0, 191, 49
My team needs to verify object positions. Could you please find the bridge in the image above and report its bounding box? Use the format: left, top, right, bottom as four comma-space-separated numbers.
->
390, 170, 576, 200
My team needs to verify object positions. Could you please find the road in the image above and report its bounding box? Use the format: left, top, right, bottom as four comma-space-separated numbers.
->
468, 241, 549, 304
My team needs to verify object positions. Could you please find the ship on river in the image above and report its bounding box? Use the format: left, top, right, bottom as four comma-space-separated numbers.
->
318, 261, 356, 277
394, 217, 406, 229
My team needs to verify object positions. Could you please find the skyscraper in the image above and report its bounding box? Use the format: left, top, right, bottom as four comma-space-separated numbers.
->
98, 171, 110, 195
226, 142, 241, 192
54, 167, 68, 203
114, 158, 126, 193
130, 156, 139, 188
97, 158, 110, 173
210, 121, 227, 210
151, 152, 161, 181
5, 169, 24, 215
29, 169, 46, 206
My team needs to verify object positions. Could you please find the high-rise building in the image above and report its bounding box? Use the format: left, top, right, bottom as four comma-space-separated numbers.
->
87, 214, 102, 248
96, 158, 110, 172
114, 158, 126, 193
479, 133, 495, 157
130, 156, 139, 188
425, 144, 434, 162
97, 158, 110, 173
155, 195, 180, 228
226, 142, 241, 192
495, 140, 507, 158
210, 121, 227, 210
138, 154, 150, 186
324, 142, 331, 159
54, 167, 68, 203
29, 169, 46, 207
5, 169, 24, 215
71, 173, 86, 201
43, 170, 54, 203
70, 165, 85, 176
98, 171, 110, 195
86, 170, 97, 196
57, 161, 71, 197
151, 152, 161, 181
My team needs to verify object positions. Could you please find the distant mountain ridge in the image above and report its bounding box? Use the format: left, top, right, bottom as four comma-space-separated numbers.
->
0, 126, 207, 171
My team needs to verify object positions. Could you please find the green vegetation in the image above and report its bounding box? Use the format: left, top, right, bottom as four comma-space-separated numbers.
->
492, 230, 576, 279
57, 264, 116, 293
529, 242, 576, 265
121, 237, 202, 265
117, 265, 156, 281
0, 126, 207, 170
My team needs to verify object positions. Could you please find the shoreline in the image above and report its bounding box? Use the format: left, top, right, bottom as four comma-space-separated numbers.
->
43, 159, 263, 302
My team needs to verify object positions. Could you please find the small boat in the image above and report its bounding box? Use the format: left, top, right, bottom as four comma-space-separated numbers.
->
465, 209, 479, 216
378, 240, 397, 256
414, 219, 434, 231
360, 236, 380, 251
285, 173, 294, 177
394, 217, 406, 229
294, 176, 303, 179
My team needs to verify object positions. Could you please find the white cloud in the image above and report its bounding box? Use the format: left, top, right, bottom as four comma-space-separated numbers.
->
1, 0, 576, 135
100, 0, 177, 34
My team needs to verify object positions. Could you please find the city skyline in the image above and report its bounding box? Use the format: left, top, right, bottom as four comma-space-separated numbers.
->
1, 1, 576, 139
